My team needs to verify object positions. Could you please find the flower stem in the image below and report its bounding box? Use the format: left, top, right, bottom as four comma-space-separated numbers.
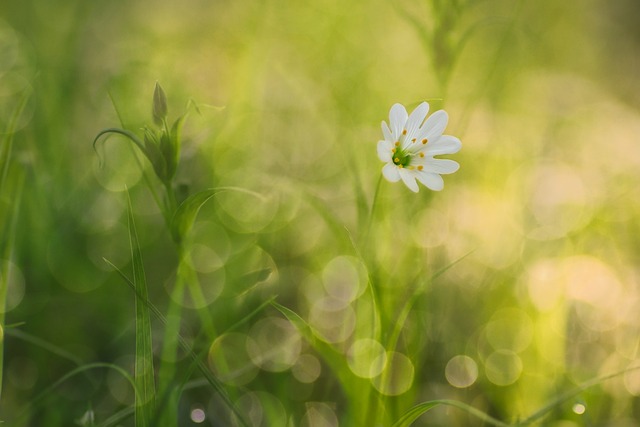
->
364, 175, 383, 247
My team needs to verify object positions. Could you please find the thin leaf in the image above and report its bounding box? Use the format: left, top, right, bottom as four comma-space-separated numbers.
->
224, 294, 278, 333
4, 328, 84, 367
126, 195, 156, 427
271, 302, 370, 424
0, 162, 25, 403
167, 113, 187, 180
225, 268, 272, 299
93, 127, 149, 165
392, 400, 509, 427
170, 188, 218, 243
170, 186, 266, 243
519, 366, 640, 425
13, 363, 137, 425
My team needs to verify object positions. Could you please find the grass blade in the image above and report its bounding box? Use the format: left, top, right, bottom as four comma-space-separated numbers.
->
126, 195, 156, 427
13, 363, 137, 425
0, 89, 29, 404
271, 302, 370, 425
392, 400, 509, 427
170, 186, 265, 243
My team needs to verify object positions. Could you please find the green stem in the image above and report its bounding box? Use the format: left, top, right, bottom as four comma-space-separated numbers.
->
364, 175, 383, 248
163, 180, 178, 219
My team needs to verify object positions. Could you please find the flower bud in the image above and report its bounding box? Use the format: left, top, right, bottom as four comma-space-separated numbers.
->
152, 82, 168, 126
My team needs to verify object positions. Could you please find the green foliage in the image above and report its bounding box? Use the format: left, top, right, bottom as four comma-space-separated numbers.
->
3, 0, 640, 425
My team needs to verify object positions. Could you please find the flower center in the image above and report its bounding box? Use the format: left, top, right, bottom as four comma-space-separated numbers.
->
392, 148, 411, 168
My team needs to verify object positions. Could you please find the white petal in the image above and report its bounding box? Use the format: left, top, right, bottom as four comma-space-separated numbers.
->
424, 135, 462, 156
404, 102, 429, 142
418, 110, 448, 141
423, 158, 460, 174
416, 171, 444, 191
382, 163, 401, 182
389, 103, 408, 141
381, 121, 393, 142
377, 140, 393, 162
399, 168, 419, 192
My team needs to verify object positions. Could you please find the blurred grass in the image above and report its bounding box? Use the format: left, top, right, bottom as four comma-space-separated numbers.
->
1, 0, 640, 425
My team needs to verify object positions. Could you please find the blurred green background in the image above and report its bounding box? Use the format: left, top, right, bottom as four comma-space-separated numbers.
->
2, 0, 640, 425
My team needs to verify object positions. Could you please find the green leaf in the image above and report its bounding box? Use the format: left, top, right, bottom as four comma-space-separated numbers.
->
170, 188, 220, 243
392, 400, 509, 427
271, 302, 370, 424
391, 401, 441, 427
13, 363, 137, 426
170, 186, 266, 243
167, 114, 186, 180
224, 268, 272, 298
0, 91, 28, 403
93, 127, 149, 161
126, 194, 156, 427
143, 128, 167, 182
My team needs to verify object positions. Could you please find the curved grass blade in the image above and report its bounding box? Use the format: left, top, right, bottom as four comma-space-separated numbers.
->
392, 399, 509, 427
170, 186, 266, 243
126, 194, 156, 427
93, 128, 148, 166
271, 302, 371, 425
12, 363, 137, 425
4, 328, 84, 367
518, 366, 640, 425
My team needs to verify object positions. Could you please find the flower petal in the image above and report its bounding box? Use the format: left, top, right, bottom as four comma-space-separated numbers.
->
424, 135, 462, 156
423, 158, 460, 174
377, 140, 393, 162
415, 171, 444, 191
389, 103, 408, 141
382, 163, 401, 182
418, 110, 448, 141
404, 102, 429, 144
399, 168, 419, 192
381, 121, 393, 142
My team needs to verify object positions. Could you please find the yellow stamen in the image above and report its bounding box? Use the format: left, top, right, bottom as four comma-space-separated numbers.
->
411, 138, 416, 143
418, 165, 424, 171
391, 148, 396, 153
422, 138, 428, 144
394, 157, 400, 163
394, 141, 400, 147
398, 165, 403, 168
402, 129, 407, 135
419, 153, 425, 158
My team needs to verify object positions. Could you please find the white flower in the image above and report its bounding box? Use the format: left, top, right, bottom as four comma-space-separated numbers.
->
377, 102, 461, 192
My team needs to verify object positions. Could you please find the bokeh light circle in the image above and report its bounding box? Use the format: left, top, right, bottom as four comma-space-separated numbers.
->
484, 350, 523, 386
321, 256, 367, 304
246, 317, 301, 372
372, 351, 414, 396
445, 355, 479, 388
347, 338, 386, 378
236, 391, 287, 427
485, 308, 534, 352
0, 260, 25, 312
292, 354, 321, 384
309, 298, 356, 344
208, 332, 258, 386
301, 402, 339, 427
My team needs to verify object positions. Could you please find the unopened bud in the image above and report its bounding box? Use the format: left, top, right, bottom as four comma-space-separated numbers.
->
152, 82, 168, 125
